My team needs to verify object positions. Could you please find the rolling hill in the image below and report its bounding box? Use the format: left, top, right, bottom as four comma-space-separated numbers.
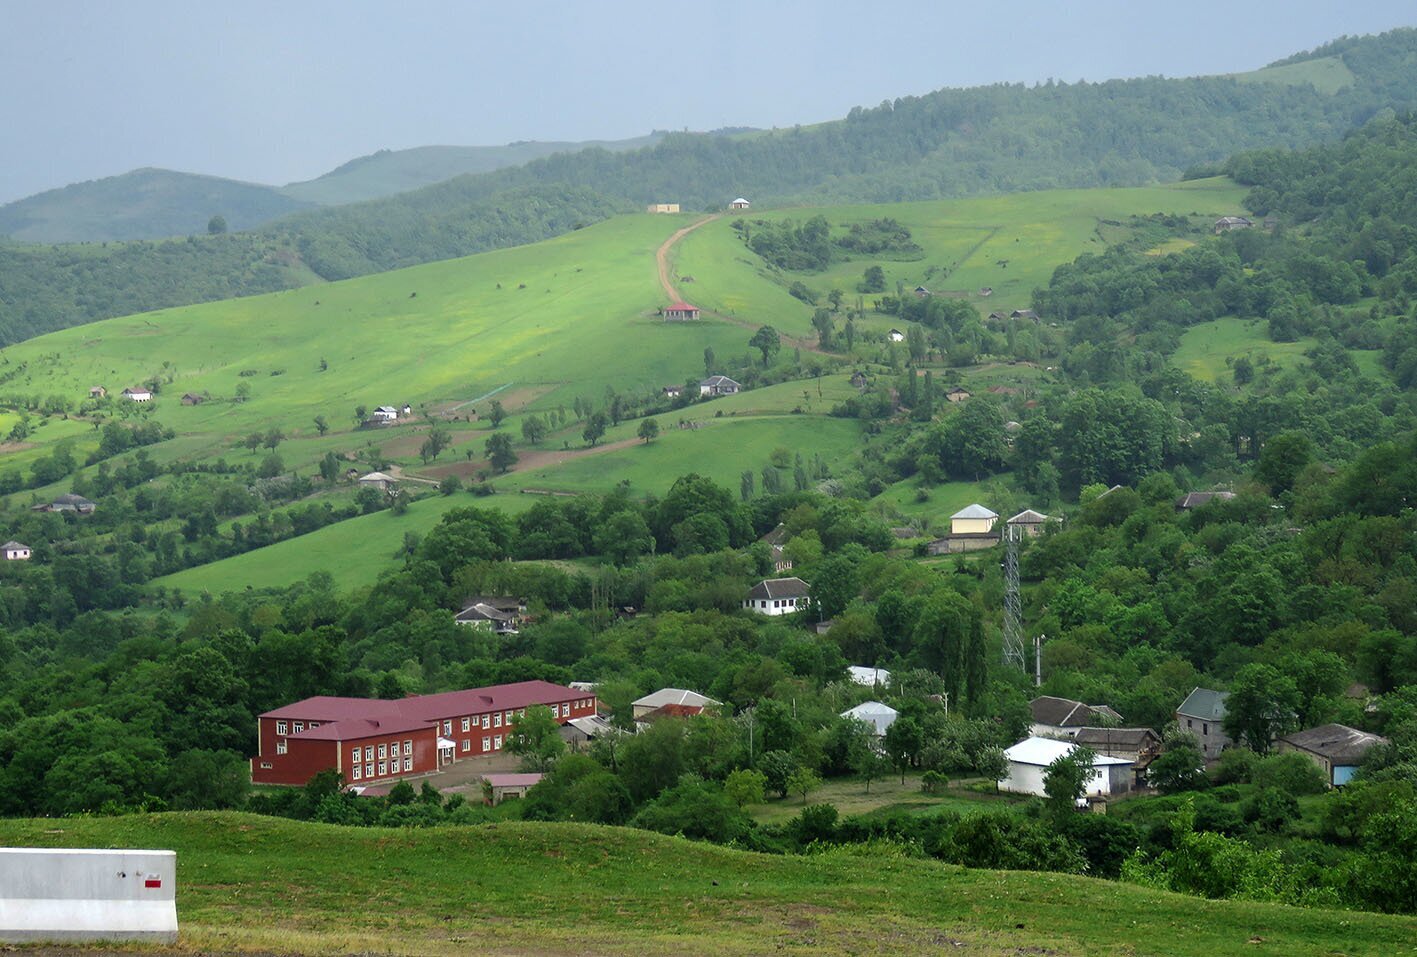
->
279, 134, 667, 205
0, 168, 313, 244
0, 178, 1248, 593
0, 812, 1411, 956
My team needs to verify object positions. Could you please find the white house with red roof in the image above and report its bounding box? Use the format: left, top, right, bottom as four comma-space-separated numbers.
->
663, 301, 700, 321
251, 680, 598, 786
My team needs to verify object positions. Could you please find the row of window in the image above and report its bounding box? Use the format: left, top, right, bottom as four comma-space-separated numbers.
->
350, 740, 414, 765
350, 756, 414, 781
747, 598, 800, 609
274, 719, 322, 736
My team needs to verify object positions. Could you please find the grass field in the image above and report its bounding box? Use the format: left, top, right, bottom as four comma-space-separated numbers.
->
1232, 55, 1356, 95
1173, 317, 1382, 383
0, 812, 1411, 956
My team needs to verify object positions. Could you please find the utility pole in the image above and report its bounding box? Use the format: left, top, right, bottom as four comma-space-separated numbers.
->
1034, 633, 1046, 687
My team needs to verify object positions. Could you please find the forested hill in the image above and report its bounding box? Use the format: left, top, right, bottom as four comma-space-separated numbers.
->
373, 28, 1417, 209
4, 29, 1417, 346
0, 168, 313, 244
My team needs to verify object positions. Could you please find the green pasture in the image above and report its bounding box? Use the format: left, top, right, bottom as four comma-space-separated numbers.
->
1233, 55, 1356, 95
155, 489, 540, 595
0, 812, 1411, 956
672, 179, 1250, 339
1172, 317, 1381, 384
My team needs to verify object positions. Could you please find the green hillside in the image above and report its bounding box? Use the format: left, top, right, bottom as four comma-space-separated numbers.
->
1233, 55, 1357, 94
281, 134, 666, 205
1, 179, 1250, 594
0, 168, 311, 244
0, 812, 1409, 956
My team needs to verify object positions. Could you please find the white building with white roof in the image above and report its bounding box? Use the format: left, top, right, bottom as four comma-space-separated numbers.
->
847, 665, 890, 688
998, 736, 1133, 799
841, 701, 899, 737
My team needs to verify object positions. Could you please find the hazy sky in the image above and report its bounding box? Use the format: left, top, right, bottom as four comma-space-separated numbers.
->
1, 1, 1412, 203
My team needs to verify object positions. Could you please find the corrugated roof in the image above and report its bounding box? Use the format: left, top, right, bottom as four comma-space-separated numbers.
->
632, 688, 720, 710
1005, 736, 1132, 767
1177, 687, 1229, 720
1279, 724, 1388, 765
666, 301, 699, 312
482, 773, 544, 788
1030, 695, 1120, 727
746, 577, 810, 600
1008, 509, 1049, 524
952, 503, 998, 520
1073, 727, 1160, 749
262, 680, 584, 724
842, 701, 898, 719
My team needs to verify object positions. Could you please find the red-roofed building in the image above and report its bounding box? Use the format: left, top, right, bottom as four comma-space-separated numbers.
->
663, 302, 700, 321
251, 680, 598, 786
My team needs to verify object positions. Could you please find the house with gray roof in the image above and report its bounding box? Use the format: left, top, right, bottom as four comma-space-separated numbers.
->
1029, 695, 1123, 739
1277, 723, 1388, 787
927, 504, 1001, 555
1176, 687, 1231, 759
841, 700, 899, 737
1074, 727, 1162, 786
699, 375, 741, 397
1176, 490, 1236, 511
744, 577, 810, 616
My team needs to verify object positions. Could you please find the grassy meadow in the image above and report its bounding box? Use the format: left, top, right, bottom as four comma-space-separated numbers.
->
4, 180, 1257, 593
0, 812, 1412, 956
1173, 317, 1383, 383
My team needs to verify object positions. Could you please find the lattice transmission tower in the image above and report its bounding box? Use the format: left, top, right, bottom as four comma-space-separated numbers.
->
1003, 523, 1027, 671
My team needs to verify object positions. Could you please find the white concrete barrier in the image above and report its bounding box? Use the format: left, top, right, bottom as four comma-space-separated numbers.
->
0, 848, 177, 943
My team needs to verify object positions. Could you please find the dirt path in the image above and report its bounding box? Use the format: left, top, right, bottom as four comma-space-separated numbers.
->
656, 214, 719, 301
655, 213, 828, 356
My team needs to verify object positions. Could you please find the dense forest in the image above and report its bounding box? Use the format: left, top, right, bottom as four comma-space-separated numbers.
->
5, 30, 1417, 346
10, 77, 1417, 917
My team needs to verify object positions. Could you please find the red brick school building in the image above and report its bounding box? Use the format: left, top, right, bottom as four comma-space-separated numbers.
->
251, 680, 598, 786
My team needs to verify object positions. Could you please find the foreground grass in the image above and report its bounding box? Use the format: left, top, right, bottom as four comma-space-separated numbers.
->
0, 812, 1411, 956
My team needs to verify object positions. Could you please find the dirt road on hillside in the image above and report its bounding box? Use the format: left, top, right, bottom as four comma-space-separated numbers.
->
654, 214, 827, 356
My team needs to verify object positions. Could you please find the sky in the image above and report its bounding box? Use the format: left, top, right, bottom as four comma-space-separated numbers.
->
1, 1, 1413, 204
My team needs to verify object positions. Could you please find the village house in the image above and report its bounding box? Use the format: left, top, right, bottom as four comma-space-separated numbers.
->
121, 387, 152, 402
1010, 309, 1039, 322
1277, 723, 1388, 787
744, 577, 810, 615
699, 375, 741, 397
887, 329, 905, 342
987, 311, 1009, 322
646, 203, 681, 214
1006, 509, 1054, 538
631, 688, 720, 722
250, 680, 599, 786
913, 285, 931, 297
1214, 216, 1254, 233
760, 523, 793, 572
2, 541, 32, 561
999, 737, 1133, 800
32, 493, 96, 515
1176, 687, 1232, 760
88, 386, 106, 399
560, 713, 618, 750
357, 471, 397, 492
978, 286, 993, 297
1029, 695, 1124, 739
847, 665, 891, 688
944, 386, 971, 403
841, 701, 898, 737
1073, 727, 1162, 788
662, 385, 683, 399
663, 301, 700, 321
926, 504, 1000, 555
453, 600, 522, 634
367, 406, 401, 425
180, 393, 204, 406
729, 197, 751, 210
1176, 490, 1236, 511
482, 772, 543, 804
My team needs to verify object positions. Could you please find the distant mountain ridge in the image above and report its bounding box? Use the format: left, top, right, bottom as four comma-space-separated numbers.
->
0, 133, 667, 244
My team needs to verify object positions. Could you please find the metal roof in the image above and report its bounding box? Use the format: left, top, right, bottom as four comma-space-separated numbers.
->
1279, 724, 1388, 765
632, 688, 720, 710
746, 577, 810, 600
1177, 687, 1229, 721
1004, 736, 1132, 767
952, 503, 998, 520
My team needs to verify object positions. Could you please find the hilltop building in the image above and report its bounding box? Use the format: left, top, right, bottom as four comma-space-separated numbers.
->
32, 493, 96, 515
926, 504, 1000, 555
251, 680, 598, 786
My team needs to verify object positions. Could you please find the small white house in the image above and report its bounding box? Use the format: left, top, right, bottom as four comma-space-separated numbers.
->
729, 197, 751, 210
357, 471, 397, 492
121, 388, 152, 402
847, 665, 891, 688
841, 701, 898, 737
699, 375, 741, 397
369, 406, 400, 423
999, 737, 1133, 800
951, 504, 998, 535
744, 577, 810, 615
887, 329, 905, 342
2, 541, 31, 561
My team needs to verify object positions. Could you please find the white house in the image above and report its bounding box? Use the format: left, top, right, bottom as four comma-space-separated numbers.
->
887, 329, 906, 342
744, 577, 810, 615
841, 701, 898, 737
2, 541, 31, 561
121, 388, 152, 402
951, 504, 998, 535
730, 197, 751, 210
453, 601, 519, 634
357, 471, 397, 492
699, 375, 741, 397
998, 737, 1133, 799
369, 406, 400, 423
847, 665, 891, 688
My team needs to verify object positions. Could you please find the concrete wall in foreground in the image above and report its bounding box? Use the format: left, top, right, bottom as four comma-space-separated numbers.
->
0, 848, 177, 943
